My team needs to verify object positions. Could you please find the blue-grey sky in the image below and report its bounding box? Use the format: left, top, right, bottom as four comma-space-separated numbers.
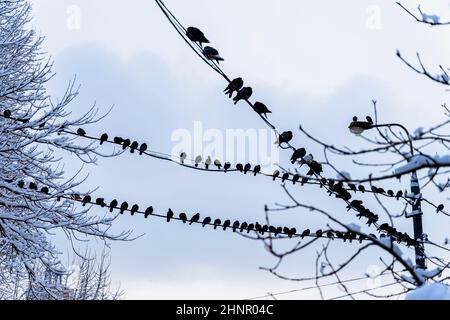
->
30, 0, 450, 299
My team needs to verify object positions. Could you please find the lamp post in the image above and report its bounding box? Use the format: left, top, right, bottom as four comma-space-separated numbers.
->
348, 118, 426, 269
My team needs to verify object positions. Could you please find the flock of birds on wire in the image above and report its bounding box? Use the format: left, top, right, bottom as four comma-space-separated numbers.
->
10, 160, 421, 247
1, 108, 445, 245
11, 178, 410, 244
186, 27, 272, 118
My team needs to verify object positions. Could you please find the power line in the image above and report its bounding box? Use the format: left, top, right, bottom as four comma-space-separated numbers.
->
245, 271, 400, 300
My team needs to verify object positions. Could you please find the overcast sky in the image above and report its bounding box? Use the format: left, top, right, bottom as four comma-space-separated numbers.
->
29, 0, 450, 299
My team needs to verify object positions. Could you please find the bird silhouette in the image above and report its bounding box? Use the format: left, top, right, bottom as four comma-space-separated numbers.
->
253, 165, 261, 176
195, 155, 202, 167
190, 213, 200, 225
77, 128, 86, 136
109, 199, 118, 212
366, 116, 374, 124
29, 182, 37, 190
358, 185, 366, 193
222, 219, 231, 231
288, 228, 297, 238
167, 209, 174, 222
113, 136, 124, 144
236, 163, 244, 172
437, 204, 444, 213
247, 223, 255, 233
275, 227, 283, 236
40, 186, 49, 194
120, 202, 128, 214
82, 195, 91, 206
316, 229, 323, 237
130, 204, 139, 216
224, 78, 244, 98
144, 206, 153, 218
301, 229, 310, 239
180, 152, 187, 164
327, 231, 334, 239
179, 212, 188, 224
281, 172, 289, 183
122, 139, 131, 150
253, 102, 272, 118
214, 159, 222, 169
17, 180, 24, 188
100, 133, 108, 145
224, 162, 231, 172
255, 222, 262, 233
387, 189, 394, 197
203, 46, 224, 63
202, 217, 212, 227
239, 222, 248, 232
277, 131, 293, 146
291, 148, 306, 164
261, 225, 269, 235
395, 190, 403, 200
205, 156, 212, 170
96, 198, 106, 207
292, 174, 300, 184
233, 87, 252, 105
348, 183, 357, 192
308, 162, 323, 177
139, 143, 148, 155
301, 177, 309, 186
129, 141, 139, 153
272, 170, 280, 181
186, 27, 209, 46
243, 163, 251, 174
269, 226, 276, 234
213, 218, 221, 229
3, 110, 11, 118
232, 220, 240, 232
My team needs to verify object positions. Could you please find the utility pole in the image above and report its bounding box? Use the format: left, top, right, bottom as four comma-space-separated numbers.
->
348, 120, 426, 269
409, 171, 426, 269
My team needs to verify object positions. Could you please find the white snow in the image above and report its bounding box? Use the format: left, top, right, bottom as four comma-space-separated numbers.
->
393, 154, 450, 175
337, 171, 351, 180
406, 283, 450, 300
346, 223, 361, 233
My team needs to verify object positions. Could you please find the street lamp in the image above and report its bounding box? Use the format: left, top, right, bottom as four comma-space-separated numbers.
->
348, 117, 426, 269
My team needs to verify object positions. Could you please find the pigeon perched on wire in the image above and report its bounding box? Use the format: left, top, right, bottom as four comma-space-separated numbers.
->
233, 87, 252, 105
224, 78, 244, 98
253, 102, 272, 118
100, 133, 108, 145
290, 148, 306, 164
130, 204, 139, 216
276, 131, 293, 146
202, 217, 211, 227
166, 209, 174, 222
203, 46, 224, 63
119, 202, 129, 214
109, 199, 118, 213
180, 152, 187, 164
190, 213, 200, 225
144, 206, 153, 218
179, 212, 188, 224
139, 143, 148, 155
186, 27, 209, 47
129, 141, 139, 153
77, 128, 86, 136
213, 218, 221, 230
